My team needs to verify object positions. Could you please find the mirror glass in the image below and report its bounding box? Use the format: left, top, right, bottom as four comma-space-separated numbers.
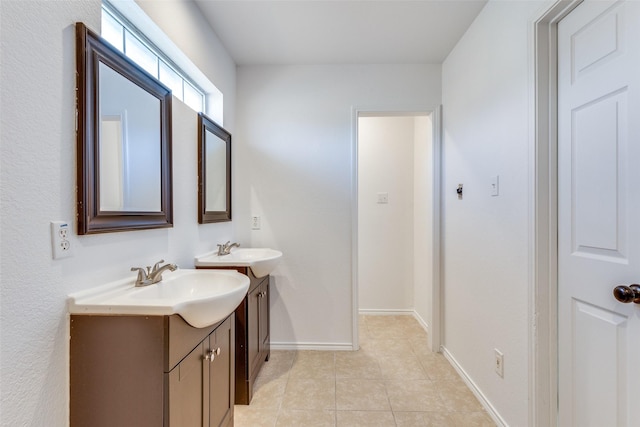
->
76, 22, 172, 234
198, 113, 231, 223
205, 129, 227, 212
99, 62, 162, 212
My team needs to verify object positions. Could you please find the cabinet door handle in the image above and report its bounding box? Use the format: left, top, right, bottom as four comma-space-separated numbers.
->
204, 348, 221, 363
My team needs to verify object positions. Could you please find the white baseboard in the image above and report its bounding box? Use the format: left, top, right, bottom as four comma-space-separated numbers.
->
441, 346, 508, 427
270, 342, 355, 351
411, 311, 430, 336
358, 308, 414, 316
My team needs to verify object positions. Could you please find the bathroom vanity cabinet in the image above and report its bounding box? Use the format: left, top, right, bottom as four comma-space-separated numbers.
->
196, 266, 270, 404
241, 272, 270, 404
70, 313, 234, 427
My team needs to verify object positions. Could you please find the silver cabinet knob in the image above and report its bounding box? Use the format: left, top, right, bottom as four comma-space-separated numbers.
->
204, 348, 221, 363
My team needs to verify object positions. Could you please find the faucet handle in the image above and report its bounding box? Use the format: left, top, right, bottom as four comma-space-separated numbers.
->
131, 266, 146, 276
131, 267, 150, 286
151, 259, 165, 272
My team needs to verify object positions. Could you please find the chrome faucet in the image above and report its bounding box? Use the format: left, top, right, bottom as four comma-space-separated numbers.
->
131, 259, 178, 287
217, 241, 240, 256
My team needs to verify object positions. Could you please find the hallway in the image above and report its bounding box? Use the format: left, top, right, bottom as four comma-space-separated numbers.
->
235, 315, 495, 426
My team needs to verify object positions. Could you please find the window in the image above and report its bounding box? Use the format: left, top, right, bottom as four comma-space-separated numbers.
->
101, 3, 207, 114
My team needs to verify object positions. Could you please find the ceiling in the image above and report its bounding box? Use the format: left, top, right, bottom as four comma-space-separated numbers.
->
193, 0, 488, 65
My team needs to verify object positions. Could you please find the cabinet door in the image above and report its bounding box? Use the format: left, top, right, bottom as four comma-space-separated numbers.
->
247, 285, 261, 376
258, 280, 270, 358
208, 316, 234, 427
168, 342, 204, 427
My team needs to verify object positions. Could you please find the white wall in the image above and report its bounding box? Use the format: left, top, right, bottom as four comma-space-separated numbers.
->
0, 1, 236, 425
413, 116, 433, 328
358, 115, 432, 314
235, 65, 441, 348
358, 116, 416, 312
441, 1, 544, 425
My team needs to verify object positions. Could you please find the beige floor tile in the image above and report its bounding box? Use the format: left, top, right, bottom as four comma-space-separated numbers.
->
260, 351, 296, 379
400, 322, 429, 340
394, 411, 459, 427
336, 379, 390, 411
409, 339, 432, 357
434, 380, 485, 412
356, 340, 378, 355
377, 353, 428, 380
234, 405, 278, 427
289, 350, 336, 379
450, 411, 496, 426
335, 349, 382, 379
275, 409, 336, 427
250, 376, 288, 409
421, 411, 458, 427
336, 410, 397, 426
281, 377, 335, 410
243, 316, 490, 426
386, 380, 447, 412
367, 323, 407, 340
392, 411, 428, 426
358, 326, 372, 345
369, 338, 415, 356
418, 354, 460, 380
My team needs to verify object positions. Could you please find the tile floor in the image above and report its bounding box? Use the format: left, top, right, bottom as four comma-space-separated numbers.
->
234, 315, 496, 426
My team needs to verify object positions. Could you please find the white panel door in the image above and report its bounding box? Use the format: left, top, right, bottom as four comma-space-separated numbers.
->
558, 1, 640, 426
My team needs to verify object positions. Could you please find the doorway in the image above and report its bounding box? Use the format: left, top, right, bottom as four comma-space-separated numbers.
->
351, 108, 442, 352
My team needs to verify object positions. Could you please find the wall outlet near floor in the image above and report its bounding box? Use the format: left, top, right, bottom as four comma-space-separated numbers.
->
494, 348, 504, 378
51, 221, 73, 259
377, 192, 389, 204
251, 216, 261, 230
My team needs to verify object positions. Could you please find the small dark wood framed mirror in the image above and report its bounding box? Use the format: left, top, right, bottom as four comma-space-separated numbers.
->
76, 22, 173, 234
198, 113, 231, 223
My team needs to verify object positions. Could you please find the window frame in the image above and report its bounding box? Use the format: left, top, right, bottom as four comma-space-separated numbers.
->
101, 2, 207, 114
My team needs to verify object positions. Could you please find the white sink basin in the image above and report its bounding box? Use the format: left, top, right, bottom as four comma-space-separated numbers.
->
195, 248, 282, 278
68, 269, 250, 328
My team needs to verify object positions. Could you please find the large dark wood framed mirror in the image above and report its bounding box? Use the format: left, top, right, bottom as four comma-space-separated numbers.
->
76, 22, 173, 234
198, 113, 231, 223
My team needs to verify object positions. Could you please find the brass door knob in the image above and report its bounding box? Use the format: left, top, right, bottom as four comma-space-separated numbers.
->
613, 284, 640, 304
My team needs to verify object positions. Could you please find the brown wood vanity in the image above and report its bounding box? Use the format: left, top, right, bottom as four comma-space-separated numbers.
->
69, 313, 234, 427
196, 266, 270, 405
69, 268, 270, 426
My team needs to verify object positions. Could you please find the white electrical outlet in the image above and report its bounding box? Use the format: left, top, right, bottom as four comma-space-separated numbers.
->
51, 221, 73, 259
494, 349, 504, 378
377, 192, 389, 204
251, 216, 261, 230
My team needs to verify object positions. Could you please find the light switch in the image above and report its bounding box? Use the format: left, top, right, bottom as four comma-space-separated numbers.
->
491, 175, 499, 196
377, 192, 389, 204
